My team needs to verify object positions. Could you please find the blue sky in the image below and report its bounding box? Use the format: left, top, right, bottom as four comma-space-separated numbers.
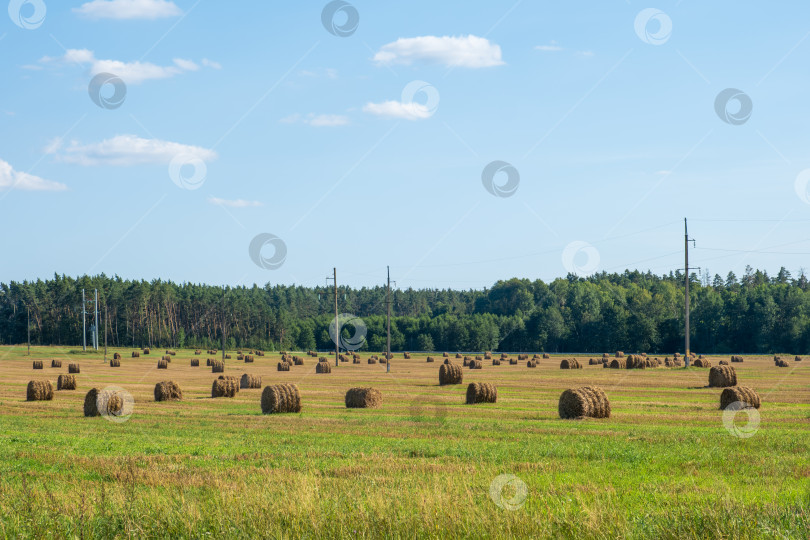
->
2, 0, 810, 290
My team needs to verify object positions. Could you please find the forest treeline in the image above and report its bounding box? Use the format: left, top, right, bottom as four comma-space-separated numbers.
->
1, 266, 809, 354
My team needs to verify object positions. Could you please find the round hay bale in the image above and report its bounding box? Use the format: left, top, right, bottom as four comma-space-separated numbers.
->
462, 357, 469, 367
131, 351, 140, 358
83, 388, 123, 417
609, 358, 626, 369
709, 365, 737, 387
367, 358, 377, 365
112, 352, 121, 360
465, 382, 497, 404
475, 355, 482, 361
731, 355, 744, 363
625, 355, 646, 369
157, 359, 168, 369
588, 358, 600, 366
109, 358, 121, 367
211, 377, 238, 398
426, 356, 434, 363
237, 354, 245, 361
206, 358, 212, 366
345, 387, 382, 408
526, 360, 537, 368
775, 358, 789, 367
492, 359, 501, 366
455, 353, 462, 359
68, 363, 80, 374
404, 352, 411, 359
261, 383, 302, 414
560, 358, 582, 369
468, 359, 483, 369
143, 348, 150, 355
32, 360, 43, 370
719, 360, 729, 366
542, 353, 550, 359
244, 355, 254, 363
795, 356, 803, 362
211, 360, 224, 373
51, 359, 62, 368
720, 386, 761, 410
558, 386, 611, 419
352, 357, 360, 364
615, 351, 624, 358
161, 355, 171, 362
224, 354, 232, 360
277, 362, 291, 372
27, 380, 54, 401
154, 381, 182, 401
316, 362, 332, 374
57, 374, 76, 390
442, 352, 449, 357
484, 352, 492, 359
294, 357, 304, 366
439, 363, 463, 385
509, 358, 518, 365
190, 358, 199, 367
379, 357, 388, 364
240, 373, 262, 389
602, 361, 609, 368
693, 358, 712, 368
195, 350, 201, 355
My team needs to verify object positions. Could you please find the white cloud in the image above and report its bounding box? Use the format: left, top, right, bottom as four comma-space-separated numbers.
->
57, 135, 217, 166
577, 50, 595, 58
74, 0, 182, 20
373, 35, 503, 68
0, 159, 66, 191
201, 58, 222, 70
535, 41, 563, 52
208, 197, 263, 208
42, 49, 206, 84
280, 113, 350, 127
363, 101, 431, 121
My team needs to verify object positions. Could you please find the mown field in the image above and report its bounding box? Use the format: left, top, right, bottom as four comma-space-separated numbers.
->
0, 345, 808, 539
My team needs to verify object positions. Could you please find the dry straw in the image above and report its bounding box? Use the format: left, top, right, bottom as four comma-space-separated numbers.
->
131, 351, 140, 358
211, 360, 225, 373
466, 382, 497, 404
492, 359, 501, 366
57, 374, 76, 390
143, 348, 150, 354
154, 380, 182, 401
261, 383, 302, 413
560, 358, 582, 369
316, 362, 332, 374
426, 356, 434, 363
616, 351, 624, 358
693, 358, 712, 368
610, 358, 626, 369
83, 388, 123, 416
277, 362, 291, 372
294, 357, 304, 366
157, 359, 168, 369
240, 373, 262, 389
212, 377, 239, 398
190, 358, 199, 367
709, 365, 737, 387
468, 359, 483, 369
526, 360, 537, 368
367, 358, 377, 365
404, 352, 411, 359
32, 360, 43, 370
509, 358, 518, 365
795, 356, 803, 362
439, 363, 463, 385
113, 352, 121, 360
443, 352, 449, 357
50, 359, 61, 368
731, 355, 744, 363
558, 386, 611, 419
543, 353, 550, 359
345, 387, 382, 408
775, 358, 789, 367
27, 380, 54, 401
68, 363, 80, 374
110, 358, 120, 367
720, 386, 761, 410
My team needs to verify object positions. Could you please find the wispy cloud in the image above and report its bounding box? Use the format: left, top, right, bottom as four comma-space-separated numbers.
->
41, 49, 208, 84
208, 197, 262, 208
373, 35, 504, 68
54, 135, 217, 166
535, 41, 563, 52
0, 158, 66, 191
74, 0, 182, 20
281, 113, 350, 127
363, 101, 431, 121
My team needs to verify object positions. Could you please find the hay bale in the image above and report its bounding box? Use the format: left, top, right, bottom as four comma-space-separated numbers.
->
27, 380, 53, 401
113, 352, 121, 360
462, 357, 470, 367
693, 358, 712, 368
190, 358, 199, 367
345, 387, 382, 408
157, 359, 168, 369
367, 358, 377, 365
526, 360, 537, 368
237, 354, 245, 361
442, 352, 449, 357
492, 359, 501, 366
558, 386, 611, 419
795, 356, 803, 362
316, 362, 332, 374
720, 386, 761, 410
475, 356, 482, 361
542, 353, 550, 359
206, 358, 212, 366
224, 354, 232, 360
240, 374, 262, 389
352, 357, 360, 364
143, 348, 150, 355
775, 358, 789, 367
68, 363, 80, 374
719, 360, 729, 366
426, 356, 434, 363
609, 358, 626, 369
166, 350, 176, 356
709, 365, 737, 387
211, 378, 238, 398
154, 381, 182, 401
625, 355, 646, 369
194, 350, 201, 355
484, 352, 492, 359
560, 358, 582, 369
731, 355, 744, 363
455, 353, 462, 359
57, 374, 76, 390
616, 351, 624, 358
51, 359, 61, 368
211, 360, 224, 373
32, 360, 43, 369
161, 355, 171, 362
439, 363, 463, 385
466, 382, 497, 404
404, 352, 411, 359
379, 357, 387, 364
83, 388, 123, 416
469, 359, 483, 369
294, 357, 304, 366
261, 383, 302, 413
110, 358, 120, 367
588, 358, 600, 365
509, 358, 518, 365
131, 351, 140, 358
277, 362, 290, 372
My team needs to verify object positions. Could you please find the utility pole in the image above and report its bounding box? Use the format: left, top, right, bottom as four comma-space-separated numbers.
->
684, 218, 699, 368
334, 268, 339, 367
27, 305, 30, 356
94, 289, 99, 350
386, 266, 391, 373
104, 302, 108, 362
82, 289, 87, 352
221, 286, 226, 362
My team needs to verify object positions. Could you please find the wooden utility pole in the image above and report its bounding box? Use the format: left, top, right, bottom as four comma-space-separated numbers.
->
334, 268, 339, 367
386, 266, 391, 373
104, 302, 108, 362
82, 289, 87, 351
684, 218, 698, 368
27, 305, 30, 356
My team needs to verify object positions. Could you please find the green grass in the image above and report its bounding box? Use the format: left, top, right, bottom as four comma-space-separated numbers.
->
0, 345, 808, 538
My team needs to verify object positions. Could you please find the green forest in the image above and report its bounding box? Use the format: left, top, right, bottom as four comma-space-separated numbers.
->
1, 266, 808, 354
